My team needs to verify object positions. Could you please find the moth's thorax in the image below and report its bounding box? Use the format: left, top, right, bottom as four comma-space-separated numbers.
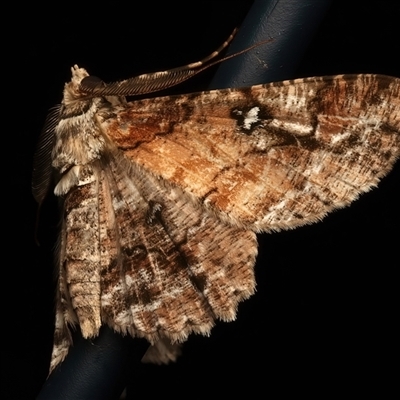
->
52, 97, 106, 173
50, 66, 131, 198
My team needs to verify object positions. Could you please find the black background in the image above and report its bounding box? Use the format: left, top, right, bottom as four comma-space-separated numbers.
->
6, 1, 399, 398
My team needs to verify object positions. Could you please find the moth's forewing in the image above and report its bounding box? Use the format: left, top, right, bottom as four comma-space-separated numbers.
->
100, 74, 400, 231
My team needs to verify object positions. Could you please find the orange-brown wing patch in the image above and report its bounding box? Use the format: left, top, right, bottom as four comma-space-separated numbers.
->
100, 75, 400, 232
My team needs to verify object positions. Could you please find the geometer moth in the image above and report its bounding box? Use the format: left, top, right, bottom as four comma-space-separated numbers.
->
33, 35, 400, 373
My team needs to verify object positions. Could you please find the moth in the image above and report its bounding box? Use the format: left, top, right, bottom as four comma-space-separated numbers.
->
33, 33, 400, 374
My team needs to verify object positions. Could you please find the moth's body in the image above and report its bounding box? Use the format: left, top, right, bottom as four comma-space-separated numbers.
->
34, 61, 400, 373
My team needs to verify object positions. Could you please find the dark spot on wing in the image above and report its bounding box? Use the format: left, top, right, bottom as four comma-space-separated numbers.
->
190, 273, 207, 292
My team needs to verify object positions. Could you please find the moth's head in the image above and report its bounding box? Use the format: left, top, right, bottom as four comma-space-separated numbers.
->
63, 65, 90, 105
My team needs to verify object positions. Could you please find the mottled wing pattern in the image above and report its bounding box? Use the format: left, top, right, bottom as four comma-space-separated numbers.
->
51, 151, 257, 371
100, 75, 400, 231
46, 72, 399, 373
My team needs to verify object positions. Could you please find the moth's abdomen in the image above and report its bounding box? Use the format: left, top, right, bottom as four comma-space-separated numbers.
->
60, 171, 102, 338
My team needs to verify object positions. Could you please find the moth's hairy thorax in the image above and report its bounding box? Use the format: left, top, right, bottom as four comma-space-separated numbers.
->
51, 72, 127, 197
52, 98, 106, 172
